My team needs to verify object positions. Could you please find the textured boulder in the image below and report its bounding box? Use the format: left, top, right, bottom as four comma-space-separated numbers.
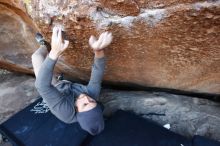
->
0, 0, 219, 94
0, 71, 38, 124
100, 89, 220, 141
0, 1, 38, 74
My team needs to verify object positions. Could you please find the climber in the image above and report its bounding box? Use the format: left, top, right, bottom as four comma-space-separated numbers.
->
32, 26, 113, 135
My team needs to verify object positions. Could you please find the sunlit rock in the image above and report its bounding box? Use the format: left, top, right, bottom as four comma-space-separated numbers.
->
0, 0, 219, 94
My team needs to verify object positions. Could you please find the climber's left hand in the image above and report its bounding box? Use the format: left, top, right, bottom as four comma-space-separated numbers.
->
49, 26, 69, 60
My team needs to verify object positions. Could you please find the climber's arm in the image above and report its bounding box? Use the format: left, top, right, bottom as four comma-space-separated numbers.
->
86, 32, 113, 99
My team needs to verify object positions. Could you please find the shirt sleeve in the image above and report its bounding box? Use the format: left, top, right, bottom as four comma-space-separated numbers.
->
35, 56, 76, 123
89, 57, 106, 84
87, 57, 106, 99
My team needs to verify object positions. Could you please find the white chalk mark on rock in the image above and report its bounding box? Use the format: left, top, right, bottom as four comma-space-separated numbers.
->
30, 0, 220, 29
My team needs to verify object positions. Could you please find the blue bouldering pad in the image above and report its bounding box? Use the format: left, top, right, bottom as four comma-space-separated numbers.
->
0, 98, 88, 146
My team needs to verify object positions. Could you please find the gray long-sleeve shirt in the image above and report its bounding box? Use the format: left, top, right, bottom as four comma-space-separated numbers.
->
35, 56, 105, 123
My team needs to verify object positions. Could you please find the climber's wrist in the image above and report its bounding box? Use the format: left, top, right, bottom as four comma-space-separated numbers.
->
49, 51, 59, 60
94, 50, 105, 58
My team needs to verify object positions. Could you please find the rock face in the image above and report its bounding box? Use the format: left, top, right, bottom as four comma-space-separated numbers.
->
0, 71, 38, 124
0, 1, 38, 74
100, 90, 220, 141
0, 0, 219, 94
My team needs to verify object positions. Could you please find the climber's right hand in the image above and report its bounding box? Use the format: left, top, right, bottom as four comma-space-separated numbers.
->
89, 31, 113, 51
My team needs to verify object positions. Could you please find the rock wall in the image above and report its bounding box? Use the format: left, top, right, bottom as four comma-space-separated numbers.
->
0, 71, 38, 124
0, 0, 219, 94
100, 89, 220, 141
0, 0, 38, 74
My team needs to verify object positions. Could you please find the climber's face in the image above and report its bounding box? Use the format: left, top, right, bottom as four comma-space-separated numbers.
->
75, 94, 97, 112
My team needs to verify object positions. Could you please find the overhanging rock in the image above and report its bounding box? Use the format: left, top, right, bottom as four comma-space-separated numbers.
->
0, 0, 219, 94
